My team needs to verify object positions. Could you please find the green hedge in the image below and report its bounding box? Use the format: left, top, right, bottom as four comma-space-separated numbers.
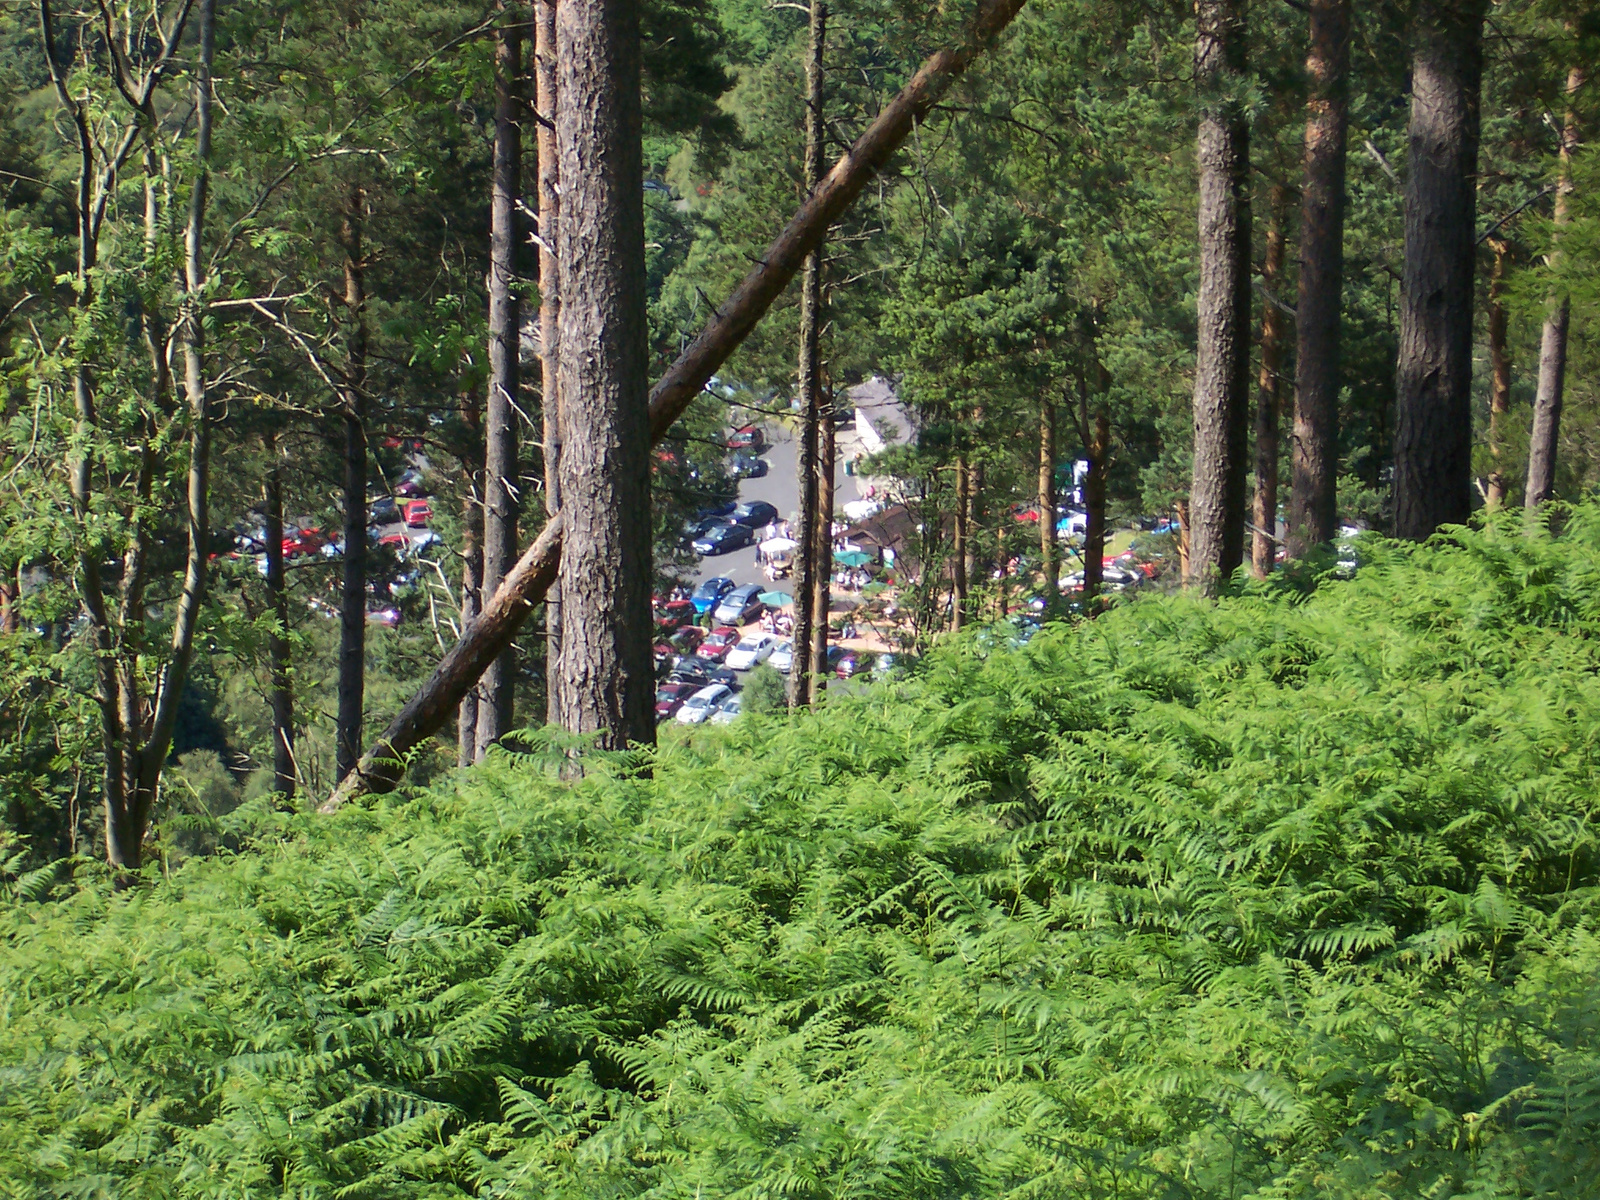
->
4, 511, 1600, 1198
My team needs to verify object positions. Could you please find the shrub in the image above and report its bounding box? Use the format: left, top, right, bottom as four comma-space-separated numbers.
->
5, 513, 1600, 1197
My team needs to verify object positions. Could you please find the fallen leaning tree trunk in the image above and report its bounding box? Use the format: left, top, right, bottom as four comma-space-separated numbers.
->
323, 0, 1029, 811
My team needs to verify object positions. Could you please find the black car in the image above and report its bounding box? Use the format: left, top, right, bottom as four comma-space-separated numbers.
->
680, 516, 726, 549
696, 499, 738, 520
369, 496, 400, 526
730, 500, 779, 529
692, 521, 756, 555
729, 452, 769, 479
669, 656, 713, 687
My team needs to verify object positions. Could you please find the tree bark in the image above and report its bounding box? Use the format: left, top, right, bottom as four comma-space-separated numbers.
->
478, 10, 524, 757
336, 185, 369, 783
323, 0, 1032, 808
812, 386, 835, 691
951, 456, 969, 630
1077, 358, 1110, 601
1038, 395, 1058, 607
536, 0, 564, 724
1252, 183, 1288, 576
552, 0, 655, 750
1392, 0, 1486, 540
1525, 65, 1582, 510
1188, 0, 1252, 592
264, 435, 295, 799
1084, 410, 1109, 601
1288, 0, 1349, 556
1484, 236, 1511, 510
458, 384, 484, 767
790, 0, 827, 708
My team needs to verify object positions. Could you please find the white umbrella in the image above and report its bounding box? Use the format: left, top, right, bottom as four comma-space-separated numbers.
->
759, 536, 798, 552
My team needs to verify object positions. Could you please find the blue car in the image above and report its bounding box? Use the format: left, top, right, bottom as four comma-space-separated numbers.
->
691, 576, 736, 614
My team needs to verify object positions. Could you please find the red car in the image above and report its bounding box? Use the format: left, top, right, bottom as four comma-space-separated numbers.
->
654, 598, 695, 633
699, 626, 741, 664
403, 500, 431, 528
655, 682, 697, 722
669, 626, 705, 656
379, 532, 410, 550
281, 525, 324, 557
726, 424, 765, 451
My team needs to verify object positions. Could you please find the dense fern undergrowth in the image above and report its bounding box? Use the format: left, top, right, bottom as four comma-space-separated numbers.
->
8, 515, 1600, 1198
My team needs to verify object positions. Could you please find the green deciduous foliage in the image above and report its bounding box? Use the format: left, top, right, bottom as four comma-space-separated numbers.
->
8, 507, 1600, 1194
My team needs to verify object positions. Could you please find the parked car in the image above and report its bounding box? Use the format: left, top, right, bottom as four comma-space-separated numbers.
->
699, 626, 742, 664
696, 499, 738, 519
379, 532, 410, 551
836, 650, 876, 679
394, 469, 429, 498
725, 633, 779, 671
680, 516, 727, 549
691, 577, 735, 614
654, 598, 695, 632
669, 657, 713, 687
668, 626, 705, 656
708, 693, 743, 725
402, 499, 432, 528
872, 652, 917, 680
655, 682, 697, 722
728, 452, 768, 479
713, 583, 765, 625
725, 424, 765, 451
675, 683, 732, 724
369, 496, 400, 526
769, 639, 794, 673
409, 529, 443, 554
708, 665, 739, 690
692, 521, 756, 556
282, 525, 324, 557
730, 500, 779, 529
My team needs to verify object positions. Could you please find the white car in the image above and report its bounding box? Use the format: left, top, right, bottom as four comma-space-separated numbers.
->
708, 694, 743, 725
769, 640, 794, 673
724, 633, 779, 671
675, 683, 732, 725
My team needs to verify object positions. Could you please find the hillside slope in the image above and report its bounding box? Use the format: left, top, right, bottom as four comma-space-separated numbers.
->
4, 513, 1600, 1198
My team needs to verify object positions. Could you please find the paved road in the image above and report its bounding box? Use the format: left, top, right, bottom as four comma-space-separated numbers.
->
686, 422, 865, 595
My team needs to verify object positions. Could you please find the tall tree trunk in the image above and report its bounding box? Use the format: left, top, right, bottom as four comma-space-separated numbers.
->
478, 10, 524, 757
1288, 0, 1349, 556
1077, 362, 1110, 602
1188, 0, 1252, 591
1038, 395, 1058, 607
1083, 410, 1109, 601
536, 0, 564, 723
812, 386, 835, 692
951, 455, 969, 630
1525, 65, 1582, 510
1484, 236, 1511, 510
790, 0, 828, 708
1392, 0, 1486, 540
264, 434, 295, 799
1252, 184, 1289, 576
458, 384, 484, 767
552, 0, 654, 749
336, 185, 369, 783
324, 0, 1033, 809
0, 578, 14, 635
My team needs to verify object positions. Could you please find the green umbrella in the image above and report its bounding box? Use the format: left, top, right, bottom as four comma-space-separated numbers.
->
758, 590, 793, 607
834, 550, 872, 567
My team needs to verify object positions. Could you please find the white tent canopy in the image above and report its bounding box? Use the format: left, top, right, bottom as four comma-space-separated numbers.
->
759, 536, 798, 553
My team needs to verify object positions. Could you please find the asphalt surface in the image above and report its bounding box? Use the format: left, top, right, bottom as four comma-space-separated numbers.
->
687, 422, 866, 596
